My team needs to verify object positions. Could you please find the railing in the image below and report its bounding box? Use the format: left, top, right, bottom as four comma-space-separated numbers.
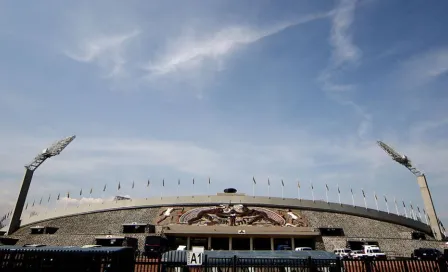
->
134, 253, 448, 272
0, 246, 135, 272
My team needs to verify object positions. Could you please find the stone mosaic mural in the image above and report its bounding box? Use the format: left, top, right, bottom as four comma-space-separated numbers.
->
156, 205, 308, 227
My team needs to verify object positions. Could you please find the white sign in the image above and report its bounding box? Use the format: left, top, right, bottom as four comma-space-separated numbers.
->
187, 251, 203, 266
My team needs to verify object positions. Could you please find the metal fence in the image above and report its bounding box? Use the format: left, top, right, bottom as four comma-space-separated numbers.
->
134, 253, 448, 272
0, 246, 135, 272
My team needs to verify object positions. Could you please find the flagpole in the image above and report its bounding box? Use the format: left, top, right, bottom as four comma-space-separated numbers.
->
374, 192, 379, 211
394, 197, 399, 215
146, 180, 150, 200
410, 202, 415, 220
310, 180, 315, 202
417, 206, 422, 221
89, 189, 92, 206
116, 181, 120, 203
362, 189, 367, 209
268, 178, 270, 198
281, 180, 284, 199
252, 177, 256, 198
208, 178, 211, 197
351, 188, 355, 207
65, 192, 69, 210
46, 194, 51, 214
402, 201, 408, 218
384, 195, 389, 214
337, 184, 341, 206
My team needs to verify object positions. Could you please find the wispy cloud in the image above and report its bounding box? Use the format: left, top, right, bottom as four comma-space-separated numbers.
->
144, 12, 330, 78
318, 0, 370, 139
399, 47, 448, 87
320, 0, 361, 93
64, 30, 140, 78
329, 0, 361, 69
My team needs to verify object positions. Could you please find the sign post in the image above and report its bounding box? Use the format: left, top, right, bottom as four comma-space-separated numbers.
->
187, 247, 204, 266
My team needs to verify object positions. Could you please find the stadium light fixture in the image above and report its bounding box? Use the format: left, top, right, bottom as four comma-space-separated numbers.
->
6, 135, 76, 235
377, 140, 444, 241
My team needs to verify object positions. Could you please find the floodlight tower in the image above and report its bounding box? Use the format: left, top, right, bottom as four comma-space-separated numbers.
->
6, 135, 76, 235
377, 141, 444, 241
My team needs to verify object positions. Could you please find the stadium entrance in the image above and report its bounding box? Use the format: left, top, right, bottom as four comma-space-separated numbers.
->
165, 235, 317, 250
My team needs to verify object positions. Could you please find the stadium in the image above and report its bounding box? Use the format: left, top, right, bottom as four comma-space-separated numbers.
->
0, 136, 447, 259
1, 188, 446, 257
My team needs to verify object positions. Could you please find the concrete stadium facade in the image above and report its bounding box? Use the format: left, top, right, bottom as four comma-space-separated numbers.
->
2, 192, 446, 257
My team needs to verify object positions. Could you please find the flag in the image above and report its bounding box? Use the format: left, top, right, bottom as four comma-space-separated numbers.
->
337, 186, 340, 194
384, 195, 387, 202
67, 192, 70, 199
147, 180, 150, 187
326, 184, 329, 191
103, 184, 107, 191
90, 188, 93, 195
80, 189, 82, 196
208, 178, 211, 184
311, 183, 314, 190
268, 179, 270, 186
281, 180, 284, 186
132, 181, 135, 189
298, 181, 300, 188
350, 188, 353, 194
402, 201, 406, 207
48, 194, 51, 202
362, 189, 365, 198
192, 178, 194, 185
410, 202, 414, 209
118, 182, 121, 191
57, 193, 60, 201
163, 179, 165, 187
417, 206, 421, 213
178, 179, 180, 185
374, 193, 378, 200
39, 197, 42, 205
253, 177, 256, 184
25, 202, 28, 210
423, 209, 426, 214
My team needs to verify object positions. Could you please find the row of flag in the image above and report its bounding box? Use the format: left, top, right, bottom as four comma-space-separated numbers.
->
1, 177, 438, 228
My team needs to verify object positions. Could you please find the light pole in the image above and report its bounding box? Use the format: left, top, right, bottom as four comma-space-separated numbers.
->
6, 135, 76, 235
377, 141, 444, 241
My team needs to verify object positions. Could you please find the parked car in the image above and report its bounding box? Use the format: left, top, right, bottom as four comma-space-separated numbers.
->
351, 250, 368, 259
333, 248, 352, 259
295, 247, 313, 251
276, 245, 292, 250
411, 248, 443, 260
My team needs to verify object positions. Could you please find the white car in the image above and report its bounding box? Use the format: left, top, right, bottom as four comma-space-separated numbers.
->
351, 250, 367, 259
295, 247, 313, 251
333, 248, 352, 259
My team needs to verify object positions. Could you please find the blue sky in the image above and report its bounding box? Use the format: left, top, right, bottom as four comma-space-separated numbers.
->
1, 0, 448, 227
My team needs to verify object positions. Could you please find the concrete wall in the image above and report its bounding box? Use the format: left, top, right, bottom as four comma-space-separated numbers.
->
18, 195, 431, 234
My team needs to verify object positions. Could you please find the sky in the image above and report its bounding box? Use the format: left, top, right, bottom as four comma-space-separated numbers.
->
1, 0, 448, 227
